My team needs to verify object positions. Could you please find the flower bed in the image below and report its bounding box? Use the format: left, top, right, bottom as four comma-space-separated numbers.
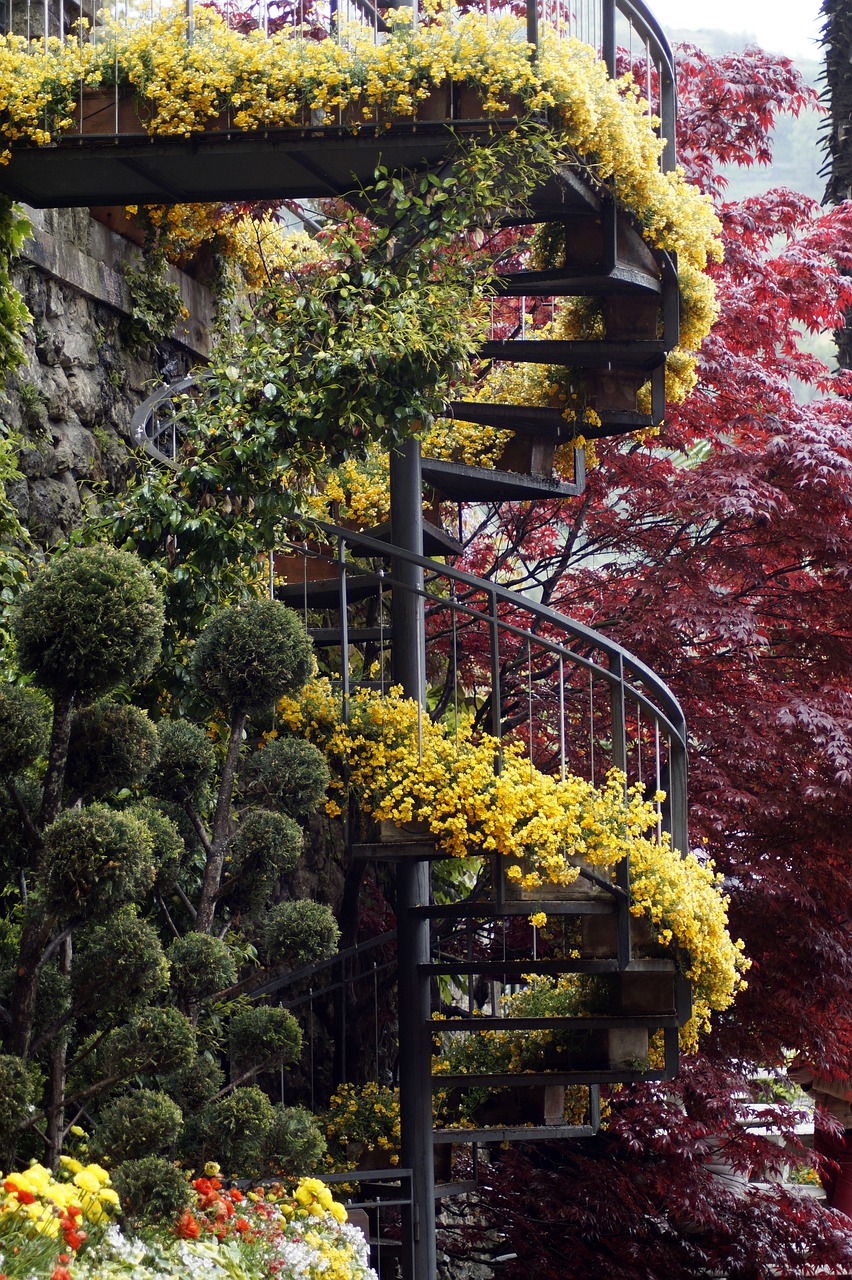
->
0, 1162, 376, 1280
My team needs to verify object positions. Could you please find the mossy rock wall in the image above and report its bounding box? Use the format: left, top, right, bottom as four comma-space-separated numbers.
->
2, 206, 214, 547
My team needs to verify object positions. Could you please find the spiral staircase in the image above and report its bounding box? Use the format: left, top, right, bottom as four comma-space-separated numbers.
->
1, 0, 689, 1273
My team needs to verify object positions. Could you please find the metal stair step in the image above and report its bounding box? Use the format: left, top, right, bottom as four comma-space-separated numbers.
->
433, 1124, 596, 1143
352, 841, 444, 861
447, 400, 653, 439
421, 458, 582, 503
433, 1069, 668, 1087
494, 263, 661, 297
276, 572, 382, 607
408, 900, 617, 919
479, 338, 666, 369
431, 1013, 679, 1031
420, 958, 677, 977
309, 626, 391, 645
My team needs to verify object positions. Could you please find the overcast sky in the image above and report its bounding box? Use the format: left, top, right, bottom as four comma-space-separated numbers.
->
648, 0, 823, 61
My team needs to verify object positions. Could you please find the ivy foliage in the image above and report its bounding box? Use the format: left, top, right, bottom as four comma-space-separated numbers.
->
107, 122, 565, 659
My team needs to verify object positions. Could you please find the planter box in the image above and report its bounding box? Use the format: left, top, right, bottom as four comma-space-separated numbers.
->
71, 89, 149, 135
273, 544, 338, 585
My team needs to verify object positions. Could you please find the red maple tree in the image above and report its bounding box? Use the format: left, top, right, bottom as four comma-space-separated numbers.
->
454, 45, 852, 1276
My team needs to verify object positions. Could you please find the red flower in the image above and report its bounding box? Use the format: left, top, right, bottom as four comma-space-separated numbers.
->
229, 1187, 245, 1203
235, 1217, 251, 1234
5, 1183, 36, 1206
51, 1268, 72, 1280
175, 1210, 201, 1240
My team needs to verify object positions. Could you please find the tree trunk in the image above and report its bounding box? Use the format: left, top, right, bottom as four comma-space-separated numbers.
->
195, 710, 245, 933
41, 688, 75, 828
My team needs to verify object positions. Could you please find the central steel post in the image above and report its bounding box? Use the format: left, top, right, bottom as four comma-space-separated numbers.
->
389, 435, 436, 1280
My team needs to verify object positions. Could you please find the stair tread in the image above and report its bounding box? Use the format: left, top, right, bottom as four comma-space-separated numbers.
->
432, 1013, 678, 1031
421, 458, 581, 502
479, 338, 666, 369
494, 263, 661, 297
352, 841, 444, 861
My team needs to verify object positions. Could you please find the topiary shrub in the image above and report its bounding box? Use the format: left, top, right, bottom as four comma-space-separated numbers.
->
12, 545, 164, 697
0, 684, 49, 775
263, 1104, 326, 1176
259, 899, 340, 969
66, 702, 158, 797
91, 1089, 183, 1162
229, 1006, 302, 1074
243, 737, 330, 820
111, 1156, 192, 1226
129, 801, 187, 891
73, 909, 169, 1020
42, 804, 155, 918
147, 719, 216, 806
190, 600, 313, 716
102, 1007, 196, 1078
0, 1055, 39, 1155
167, 933, 236, 1008
195, 1086, 276, 1178
221, 809, 303, 913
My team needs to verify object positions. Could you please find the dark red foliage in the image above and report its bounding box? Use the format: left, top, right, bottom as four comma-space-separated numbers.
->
456, 42, 852, 1274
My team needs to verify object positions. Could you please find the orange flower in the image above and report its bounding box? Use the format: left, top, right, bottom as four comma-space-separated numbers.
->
175, 1209, 200, 1240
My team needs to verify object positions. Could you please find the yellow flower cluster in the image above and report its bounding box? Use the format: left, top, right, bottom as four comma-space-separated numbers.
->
292, 1176, 348, 1224
1, 1160, 119, 1235
628, 841, 749, 1049
0, 7, 720, 287
279, 679, 748, 1036
323, 1082, 401, 1169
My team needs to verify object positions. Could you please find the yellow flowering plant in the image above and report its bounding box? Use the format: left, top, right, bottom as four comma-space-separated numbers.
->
279, 679, 748, 1045
322, 1083, 401, 1170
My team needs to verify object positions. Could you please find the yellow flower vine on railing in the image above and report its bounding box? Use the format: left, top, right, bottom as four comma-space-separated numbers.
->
0, 6, 721, 289
278, 679, 748, 1045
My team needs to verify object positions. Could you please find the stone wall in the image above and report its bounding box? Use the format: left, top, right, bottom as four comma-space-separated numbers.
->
2, 205, 215, 547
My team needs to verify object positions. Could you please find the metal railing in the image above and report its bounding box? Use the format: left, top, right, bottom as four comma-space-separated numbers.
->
2, 0, 676, 169
282, 521, 688, 868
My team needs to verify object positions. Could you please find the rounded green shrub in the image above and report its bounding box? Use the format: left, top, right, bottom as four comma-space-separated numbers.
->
103, 1007, 196, 1077
260, 899, 340, 968
190, 601, 312, 715
0, 684, 49, 775
92, 1089, 183, 1162
42, 804, 155, 917
162, 1054, 224, 1114
229, 1006, 302, 1073
148, 720, 216, 806
65, 701, 157, 798
129, 801, 187, 890
73, 909, 169, 1018
222, 809, 303, 913
110, 1156, 192, 1226
66, 702, 158, 797
12, 546, 164, 697
196, 1086, 275, 1178
168, 933, 236, 1006
264, 1105, 326, 1176
243, 737, 329, 820
0, 1055, 39, 1152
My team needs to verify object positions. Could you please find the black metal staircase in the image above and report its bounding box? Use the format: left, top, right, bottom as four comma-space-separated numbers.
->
29, 1, 693, 1271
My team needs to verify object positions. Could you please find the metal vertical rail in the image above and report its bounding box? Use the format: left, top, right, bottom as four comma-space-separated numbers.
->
609, 653, 631, 967
388, 436, 435, 1280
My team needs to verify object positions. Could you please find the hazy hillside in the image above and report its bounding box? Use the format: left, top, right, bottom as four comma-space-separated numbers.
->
667, 26, 825, 202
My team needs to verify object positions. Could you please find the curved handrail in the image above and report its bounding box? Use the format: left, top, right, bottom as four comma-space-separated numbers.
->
289, 518, 689, 861
315, 519, 687, 743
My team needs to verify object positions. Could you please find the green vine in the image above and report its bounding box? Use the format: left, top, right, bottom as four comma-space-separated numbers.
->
0, 198, 32, 378
120, 251, 186, 353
